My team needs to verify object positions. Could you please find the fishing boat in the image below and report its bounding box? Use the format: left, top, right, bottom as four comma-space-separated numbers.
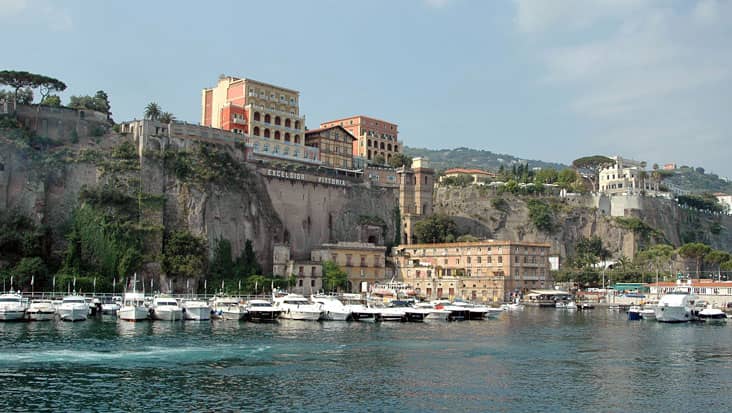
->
151, 296, 183, 321
0, 292, 27, 321
181, 300, 211, 321
245, 300, 280, 322
58, 295, 88, 322
273, 294, 322, 321
210, 296, 247, 320
26, 299, 56, 321
118, 292, 149, 321
310, 295, 351, 321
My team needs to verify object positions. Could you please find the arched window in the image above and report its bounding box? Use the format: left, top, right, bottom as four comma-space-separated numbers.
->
380, 142, 385, 150
264, 114, 271, 123
387, 144, 392, 151
253, 112, 261, 121
275, 116, 281, 125
387, 154, 392, 162
253, 126, 260, 136
368, 139, 372, 147
294, 120, 300, 129
394, 145, 399, 152
264, 128, 270, 138
274, 131, 281, 140
294, 134, 300, 144
367, 150, 372, 160
284, 132, 290, 142
285, 119, 291, 128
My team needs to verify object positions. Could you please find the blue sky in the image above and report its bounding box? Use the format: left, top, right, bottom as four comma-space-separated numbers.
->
3, 0, 731, 176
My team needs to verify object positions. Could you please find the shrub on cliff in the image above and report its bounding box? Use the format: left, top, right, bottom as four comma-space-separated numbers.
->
526, 199, 555, 233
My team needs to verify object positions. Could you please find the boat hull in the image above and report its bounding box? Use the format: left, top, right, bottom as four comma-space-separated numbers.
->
247, 310, 280, 322
183, 307, 211, 321
352, 311, 377, 322
425, 310, 451, 321
213, 309, 247, 320
280, 309, 322, 321
27, 310, 55, 321
320, 310, 351, 321
118, 307, 149, 321
101, 304, 120, 315
0, 310, 27, 321
655, 305, 692, 323
59, 307, 88, 322
153, 308, 182, 321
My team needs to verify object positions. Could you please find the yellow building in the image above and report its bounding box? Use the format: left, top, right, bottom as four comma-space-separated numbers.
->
304, 126, 357, 170
311, 242, 390, 293
395, 240, 552, 302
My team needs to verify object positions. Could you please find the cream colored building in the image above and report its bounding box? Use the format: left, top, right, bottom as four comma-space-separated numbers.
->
599, 156, 660, 195
395, 240, 552, 302
311, 242, 390, 293
398, 157, 435, 244
272, 245, 323, 294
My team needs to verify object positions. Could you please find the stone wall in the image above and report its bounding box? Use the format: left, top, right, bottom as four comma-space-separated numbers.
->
15, 104, 110, 142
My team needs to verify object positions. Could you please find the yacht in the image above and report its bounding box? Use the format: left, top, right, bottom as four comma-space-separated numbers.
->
118, 292, 149, 321
26, 299, 56, 321
181, 300, 211, 321
431, 300, 470, 321
101, 296, 121, 315
0, 293, 27, 321
210, 296, 247, 320
351, 306, 380, 322
639, 303, 657, 320
341, 294, 376, 322
374, 304, 406, 322
245, 300, 280, 322
58, 295, 89, 322
310, 295, 351, 321
452, 301, 495, 320
273, 294, 322, 321
414, 302, 451, 321
697, 304, 726, 321
387, 300, 430, 322
655, 291, 696, 323
151, 296, 183, 321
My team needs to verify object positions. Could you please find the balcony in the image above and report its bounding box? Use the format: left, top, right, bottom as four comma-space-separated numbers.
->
246, 103, 304, 120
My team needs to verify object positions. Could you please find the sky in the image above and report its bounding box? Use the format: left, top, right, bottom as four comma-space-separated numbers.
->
3, 0, 731, 176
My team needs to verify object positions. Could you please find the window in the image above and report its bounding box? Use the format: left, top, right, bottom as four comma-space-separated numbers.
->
311, 279, 315, 287
298, 279, 303, 287
360, 256, 366, 267
498, 256, 503, 264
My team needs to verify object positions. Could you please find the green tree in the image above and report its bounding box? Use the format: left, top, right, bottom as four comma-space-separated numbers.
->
0, 70, 65, 103
456, 234, 480, 242
572, 155, 614, 191
41, 95, 61, 106
705, 250, 731, 279
15, 88, 33, 104
13, 257, 47, 289
372, 154, 386, 165
210, 238, 234, 280
526, 199, 555, 233
162, 231, 207, 281
636, 244, 674, 284
413, 214, 458, 243
387, 153, 412, 169
94, 90, 111, 114
159, 112, 175, 124
322, 260, 348, 292
144, 102, 161, 120
534, 168, 558, 185
678, 242, 712, 277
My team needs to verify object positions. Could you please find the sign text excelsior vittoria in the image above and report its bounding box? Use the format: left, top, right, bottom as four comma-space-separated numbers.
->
261, 168, 348, 187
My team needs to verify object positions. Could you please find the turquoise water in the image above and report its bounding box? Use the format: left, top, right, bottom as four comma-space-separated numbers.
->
1, 309, 731, 412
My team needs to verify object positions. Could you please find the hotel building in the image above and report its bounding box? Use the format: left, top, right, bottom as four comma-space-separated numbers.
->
395, 240, 552, 302
311, 242, 391, 293
599, 156, 660, 195
304, 126, 356, 170
320, 115, 402, 164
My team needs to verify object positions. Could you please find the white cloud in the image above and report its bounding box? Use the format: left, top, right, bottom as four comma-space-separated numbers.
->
513, 0, 732, 174
0, 0, 72, 31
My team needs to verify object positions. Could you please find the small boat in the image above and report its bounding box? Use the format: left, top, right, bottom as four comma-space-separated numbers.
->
350, 306, 380, 322
374, 305, 406, 322
210, 296, 247, 320
451, 301, 491, 320
341, 294, 377, 322
500, 303, 524, 311
639, 303, 656, 320
578, 303, 594, 310
655, 291, 695, 323
181, 300, 211, 321
245, 300, 280, 322
555, 301, 567, 308
151, 296, 183, 321
0, 293, 27, 321
118, 292, 149, 322
310, 295, 351, 321
101, 296, 121, 315
566, 301, 578, 310
26, 299, 56, 321
389, 300, 430, 322
58, 295, 88, 322
628, 305, 642, 321
273, 294, 322, 321
414, 302, 451, 321
698, 305, 727, 321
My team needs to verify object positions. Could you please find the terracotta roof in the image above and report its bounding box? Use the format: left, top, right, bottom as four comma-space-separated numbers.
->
304, 125, 356, 140
320, 115, 398, 127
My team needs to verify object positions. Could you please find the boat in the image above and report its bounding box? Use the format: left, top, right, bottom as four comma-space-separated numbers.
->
151, 296, 183, 321
118, 292, 149, 321
414, 302, 451, 321
310, 295, 351, 321
389, 300, 430, 322
273, 294, 322, 321
500, 303, 525, 311
654, 291, 696, 323
555, 301, 567, 309
181, 300, 211, 321
351, 306, 380, 322
373, 304, 406, 322
566, 301, 578, 310
245, 300, 280, 322
431, 300, 470, 321
0, 293, 27, 321
101, 296, 121, 315
210, 296, 247, 320
26, 299, 56, 321
340, 294, 376, 322
628, 305, 642, 321
578, 303, 595, 310
639, 303, 656, 320
58, 295, 88, 321
697, 304, 726, 321
451, 301, 491, 320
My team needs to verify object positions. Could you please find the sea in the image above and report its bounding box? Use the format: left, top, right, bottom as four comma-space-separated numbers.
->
1, 308, 731, 412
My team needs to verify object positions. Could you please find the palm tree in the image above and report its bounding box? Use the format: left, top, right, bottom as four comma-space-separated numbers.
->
159, 112, 175, 124
144, 102, 161, 120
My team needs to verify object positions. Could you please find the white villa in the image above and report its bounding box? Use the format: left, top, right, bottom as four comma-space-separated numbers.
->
599, 156, 660, 195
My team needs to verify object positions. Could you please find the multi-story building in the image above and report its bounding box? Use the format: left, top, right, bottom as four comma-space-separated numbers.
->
272, 245, 323, 295
398, 157, 435, 244
395, 240, 552, 302
320, 115, 402, 164
311, 242, 390, 293
304, 126, 356, 170
599, 156, 660, 195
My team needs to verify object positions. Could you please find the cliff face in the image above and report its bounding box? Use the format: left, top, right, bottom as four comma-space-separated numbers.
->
433, 186, 732, 259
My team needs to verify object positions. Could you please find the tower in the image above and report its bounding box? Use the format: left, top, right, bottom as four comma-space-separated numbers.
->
397, 157, 434, 245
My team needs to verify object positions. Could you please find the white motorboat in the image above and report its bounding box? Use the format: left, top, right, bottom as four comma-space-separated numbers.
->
210, 296, 247, 320
101, 297, 121, 315
340, 294, 376, 322
655, 291, 695, 323
639, 303, 656, 320
26, 299, 56, 321
565, 301, 578, 310
58, 295, 88, 322
555, 301, 567, 308
245, 300, 280, 322
181, 300, 211, 321
118, 292, 149, 321
388, 300, 430, 322
500, 303, 525, 311
375, 305, 406, 322
310, 295, 351, 321
698, 305, 726, 321
414, 302, 451, 321
151, 296, 183, 321
431, 300, 470, 321
628, 305, 643, 321
0, 293, 27, 321
273, 294, 322, 321
451, 301, 492, 320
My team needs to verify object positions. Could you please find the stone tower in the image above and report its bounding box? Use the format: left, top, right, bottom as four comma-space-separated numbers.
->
397, 157, 434, 245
